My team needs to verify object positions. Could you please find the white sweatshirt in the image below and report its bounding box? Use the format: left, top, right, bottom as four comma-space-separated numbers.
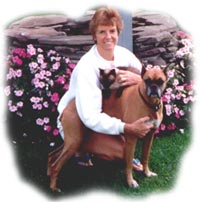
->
57, 45, 142, 139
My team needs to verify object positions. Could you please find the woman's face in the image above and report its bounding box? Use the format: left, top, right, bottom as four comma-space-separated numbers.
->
95, 24, 119, 53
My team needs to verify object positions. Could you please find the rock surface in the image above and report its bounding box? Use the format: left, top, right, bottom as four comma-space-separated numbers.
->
132, 11, 180, 65
5, 10, 180, 65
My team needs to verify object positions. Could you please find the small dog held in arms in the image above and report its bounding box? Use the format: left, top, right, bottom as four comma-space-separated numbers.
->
47, 65, 168, 192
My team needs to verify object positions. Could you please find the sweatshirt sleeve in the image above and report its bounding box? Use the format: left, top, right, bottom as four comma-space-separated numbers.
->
75, 62, 125, 135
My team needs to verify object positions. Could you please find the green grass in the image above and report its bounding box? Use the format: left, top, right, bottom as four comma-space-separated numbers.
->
13, 129, 191, 198
114, 129, 191, 197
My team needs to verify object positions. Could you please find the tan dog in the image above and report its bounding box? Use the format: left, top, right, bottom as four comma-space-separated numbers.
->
47, 66, 168, 191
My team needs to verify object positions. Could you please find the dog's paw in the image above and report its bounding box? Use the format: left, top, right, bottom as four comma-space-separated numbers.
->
128, 180, 139, 188
50, 187, 62, 193
145, 170, 158, 177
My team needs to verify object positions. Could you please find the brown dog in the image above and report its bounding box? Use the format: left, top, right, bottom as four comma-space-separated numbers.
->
47, 66, 168, 191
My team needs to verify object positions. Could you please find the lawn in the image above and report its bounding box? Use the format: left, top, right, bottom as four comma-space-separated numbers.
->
11, 128, 191, 199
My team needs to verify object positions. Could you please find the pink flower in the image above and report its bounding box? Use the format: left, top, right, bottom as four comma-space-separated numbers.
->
43, 117, 50, 124
68, 63, 75, 69
29, 61, 38, 69
176, 31, 189, 39
15, 69, 22, 77
36, 118, 44, 126
55, 76, 66, 84
53, 129, 59, 136
17, 101, 23, 108
44, 125, 52, 132
32, 103, 42, 110
175, 93, 182, 100
41, 62, 47, 69
65, 58, 70, 63
166, 88, 173, 94
173, 79, 179, 86
45, 71, 52, 77
12, 56, 22, 66
175, 112, 180, 119
176, 86, 184, 91
167, 69, 175, 78
179, 110, 185, 116
38, 81, 45, 88
183, 97, 190, 104
162, 95, 168, 103
165, 104, 172, 116
51, 92, 59, 103
154, 128, 160, 134
43, 101, 49, 108
47, 50, 56, 56
63, 83, 69, 90
12, 48, 27, 58
4, 86, 11, 96
27, 44, 36, 56
6, 72, 12, 80
9, 104, 17, 112
30, 96, 41, 103
37, 48, 43, 53
14, 90, 24, 97
184, 83, 192, 90
32, 78, 39, 87
66, 68, 72, 75
160, 123, 166, 131
52, 62, 60, 70
167, 123, 176, 131
35, 72, 45, 80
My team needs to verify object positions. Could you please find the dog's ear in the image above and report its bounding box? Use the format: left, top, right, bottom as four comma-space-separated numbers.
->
99, 68, 104, 75
99, 68, 105, 78
99, 68, 105, 83
162, 66, 168, 77
110, 69, 116, 76
141, 65, 147, 78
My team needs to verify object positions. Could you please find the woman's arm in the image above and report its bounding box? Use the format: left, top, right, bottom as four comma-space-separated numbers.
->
75, 63, 124, 135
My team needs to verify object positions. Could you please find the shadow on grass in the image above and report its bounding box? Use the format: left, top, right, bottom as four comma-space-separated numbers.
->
8, 124, 191, 199
13, 140, 126, 198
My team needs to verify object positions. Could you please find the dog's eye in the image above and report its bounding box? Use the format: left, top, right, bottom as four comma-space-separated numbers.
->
156, 78, 164, 86
108, 75, 116, 82
144, 78, 152, 85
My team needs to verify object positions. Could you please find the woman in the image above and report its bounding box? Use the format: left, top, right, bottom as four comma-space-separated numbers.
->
57, 7, 153, 169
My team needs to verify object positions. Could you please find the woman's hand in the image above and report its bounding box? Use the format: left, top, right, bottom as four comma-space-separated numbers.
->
124, 116, 154, 138
116, 69, 141, 86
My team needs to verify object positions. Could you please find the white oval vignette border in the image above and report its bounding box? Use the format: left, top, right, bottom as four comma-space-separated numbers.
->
0, 1, 199, 202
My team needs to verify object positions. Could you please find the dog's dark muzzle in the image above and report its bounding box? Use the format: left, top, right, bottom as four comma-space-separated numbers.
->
147, 85, 162, 98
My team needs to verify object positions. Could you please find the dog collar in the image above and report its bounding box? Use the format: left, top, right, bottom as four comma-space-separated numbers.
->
138, 87, 161, 112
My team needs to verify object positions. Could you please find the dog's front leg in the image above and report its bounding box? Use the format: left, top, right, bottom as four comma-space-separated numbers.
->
142, 132, 157, 177
124, 136, 139, 188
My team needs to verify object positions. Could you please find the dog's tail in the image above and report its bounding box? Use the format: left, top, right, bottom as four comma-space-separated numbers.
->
47, 144, 64, 176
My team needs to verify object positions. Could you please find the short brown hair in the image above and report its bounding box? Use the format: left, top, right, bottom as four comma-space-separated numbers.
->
89, 7, 123, 39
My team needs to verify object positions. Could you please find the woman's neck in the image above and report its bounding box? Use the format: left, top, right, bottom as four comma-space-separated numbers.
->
97, 46, 114, 61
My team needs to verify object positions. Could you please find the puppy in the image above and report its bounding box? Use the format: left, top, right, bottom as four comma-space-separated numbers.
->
99, 66, 140, 98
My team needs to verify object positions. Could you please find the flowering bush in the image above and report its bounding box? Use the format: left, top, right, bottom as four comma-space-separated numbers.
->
5, 44, 75, 144
5, 30, 194, 145
155, 31, 194, 135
